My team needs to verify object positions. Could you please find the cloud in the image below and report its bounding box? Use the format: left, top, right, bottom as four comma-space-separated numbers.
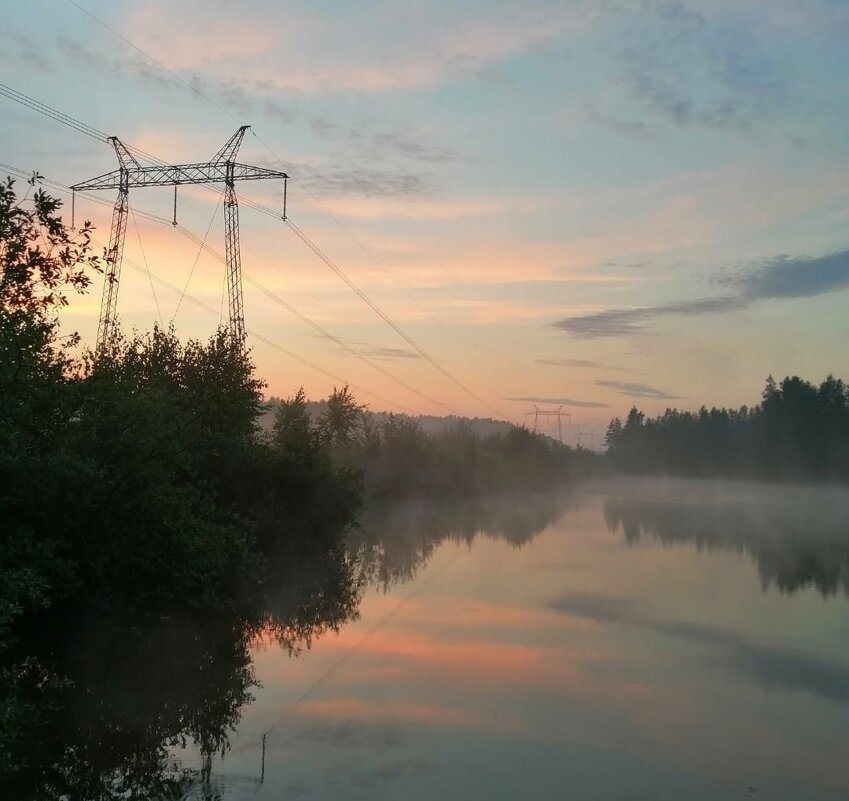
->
300, 120, 461, 165
298, 166, 434, 199
372, 133, 461, 164
553, 296, 744, 338
536, 358, 605, 369
0, 29, 53, 72
731, 248, 849, 301
351, 344, 423, 361
616, 0, 783, 133
593, 380, 682, 400
535, 358, 639, 374
555, 247, 849, 339
503, 396, 609, 408
627, 73, 754, 132
56, 34, 181, 93
583, 106, 653, 139
549, 591, 849, 703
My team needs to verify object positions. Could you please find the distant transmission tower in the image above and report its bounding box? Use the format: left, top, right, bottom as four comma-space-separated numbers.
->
524, 404, 571, 442
71, 126, 288, 353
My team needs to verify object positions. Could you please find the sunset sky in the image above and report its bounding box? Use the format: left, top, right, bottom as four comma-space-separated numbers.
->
3, 0, 848, 437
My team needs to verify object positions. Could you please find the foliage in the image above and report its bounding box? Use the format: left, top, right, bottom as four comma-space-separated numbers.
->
270, 392, 597, 502
0, 175, 99, 313
317, 384, 367, 450
0, 177, 363, 797
604, 375, 849, 482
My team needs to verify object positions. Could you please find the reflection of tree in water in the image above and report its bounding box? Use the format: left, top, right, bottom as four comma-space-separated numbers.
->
2, 491, 575, 798
352, 491, 578, 589
263, 535, 363, 654
4, 613, 255, 799
603, 479, 849, 596
2, 536, 362, 801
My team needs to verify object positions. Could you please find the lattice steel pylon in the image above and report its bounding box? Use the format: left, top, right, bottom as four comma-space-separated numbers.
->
72, 126, 288, 354
524, 404, 572, 443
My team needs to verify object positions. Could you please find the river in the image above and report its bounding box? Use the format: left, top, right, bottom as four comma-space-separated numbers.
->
175, 477, 849, 800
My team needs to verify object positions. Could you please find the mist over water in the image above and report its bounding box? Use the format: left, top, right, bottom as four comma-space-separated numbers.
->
602, 477, 849, 596
171, 478, 849, 801
6, 478, 849, 799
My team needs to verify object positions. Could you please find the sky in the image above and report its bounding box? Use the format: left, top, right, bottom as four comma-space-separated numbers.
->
2, 0, 849, 438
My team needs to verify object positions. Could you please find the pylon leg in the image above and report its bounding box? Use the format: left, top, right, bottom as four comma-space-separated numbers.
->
224, 181, 245, 348
96, 187, 128, 356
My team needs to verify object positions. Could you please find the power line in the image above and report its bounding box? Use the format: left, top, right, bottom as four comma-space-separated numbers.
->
3, 160, 445, 415
170, 186, 508, 419
130, 205, 162, 325
173, 224, 455, 415
14, 17, 513, 423
0, 160, 170, 229
2, 159, 427, 413
0, 82, 106, 142
65, 0, 239, 123
172, 193, 222, 321
243, 276, 452, 415
251, 129, 453, 335
118, 251, 417, 414
0, 79, 513, 422
285, 218, 510, 422
0, 83, 170, 169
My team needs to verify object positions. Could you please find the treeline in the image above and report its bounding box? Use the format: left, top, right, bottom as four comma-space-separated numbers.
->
271, 386, 595, 503
604, 375, 849, 482
263, 399, 515, 438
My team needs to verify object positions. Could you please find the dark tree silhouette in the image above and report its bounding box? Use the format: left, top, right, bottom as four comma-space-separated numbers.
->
604, 375, 849, 483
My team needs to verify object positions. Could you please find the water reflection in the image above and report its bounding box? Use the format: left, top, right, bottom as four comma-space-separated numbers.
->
5, 612, 257, 800
15, 480, 845, 800
3, 534, 365, 800
602, 478, 849, 596
352, 491, 577, 588
550, 591, 849, 703
2, 489, 571, 800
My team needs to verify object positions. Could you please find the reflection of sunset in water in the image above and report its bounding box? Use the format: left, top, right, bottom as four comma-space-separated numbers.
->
199, 481, 849, 800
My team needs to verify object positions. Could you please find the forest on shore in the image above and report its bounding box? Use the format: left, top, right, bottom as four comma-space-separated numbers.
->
604, 374, 849, 482
0, 176, 590, 798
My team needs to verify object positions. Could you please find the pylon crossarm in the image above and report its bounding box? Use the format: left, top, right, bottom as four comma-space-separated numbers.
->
71, 162, 288, 192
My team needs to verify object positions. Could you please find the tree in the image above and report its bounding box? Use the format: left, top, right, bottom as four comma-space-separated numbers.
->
1, 176, 102, 642
602, 375, 849, 481
604, 418, 623, 450
318, 385, 366, 449
272, 387, 314, 455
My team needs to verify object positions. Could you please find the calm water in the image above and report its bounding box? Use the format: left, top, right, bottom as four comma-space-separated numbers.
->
175, 478, 849, 801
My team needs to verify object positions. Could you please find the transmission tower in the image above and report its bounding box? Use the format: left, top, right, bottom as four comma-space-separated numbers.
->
71, 126, 288, 353
523, 404, 571, 442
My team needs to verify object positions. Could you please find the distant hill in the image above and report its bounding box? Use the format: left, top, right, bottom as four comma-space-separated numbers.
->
261, 397, 515, 437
